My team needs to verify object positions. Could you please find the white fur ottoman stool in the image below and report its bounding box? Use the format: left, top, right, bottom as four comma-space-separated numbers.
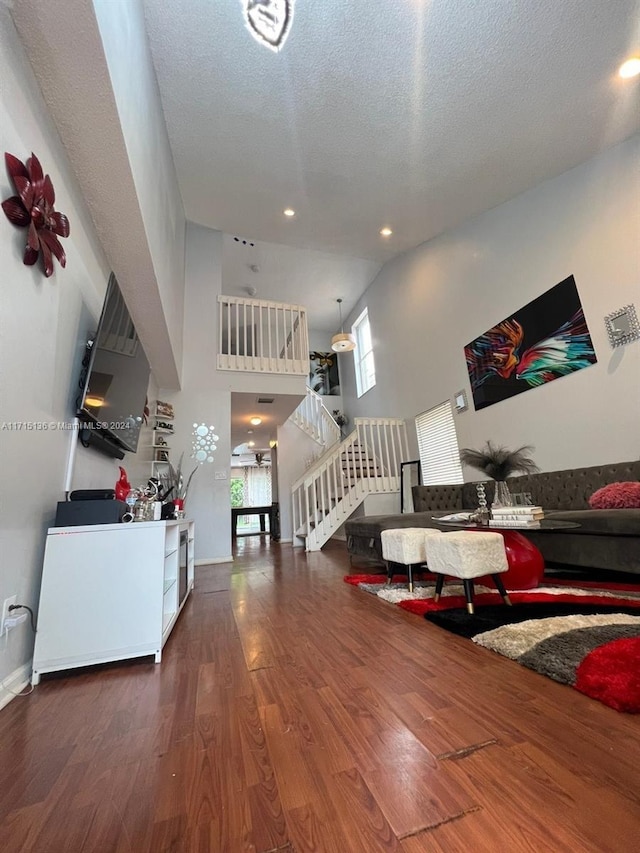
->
427, 531, 511, 614
381, 528, 443, 592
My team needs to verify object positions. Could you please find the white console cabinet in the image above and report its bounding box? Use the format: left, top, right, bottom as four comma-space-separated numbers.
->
32, 519, 195, 685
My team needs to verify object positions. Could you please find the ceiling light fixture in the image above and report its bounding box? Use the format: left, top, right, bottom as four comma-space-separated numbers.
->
380, 227, 393, 237
331, 298, 356, 353
283, 208, 296, 217
250, 416, 262, 425
248, 440, 255, 447
619, 57, 640, 78
242, 0, 295, 53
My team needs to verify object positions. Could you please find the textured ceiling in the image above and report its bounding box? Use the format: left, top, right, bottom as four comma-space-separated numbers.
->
143, 0, 640, 262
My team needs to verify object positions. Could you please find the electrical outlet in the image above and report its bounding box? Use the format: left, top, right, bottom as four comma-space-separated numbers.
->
1, 595, 17, 637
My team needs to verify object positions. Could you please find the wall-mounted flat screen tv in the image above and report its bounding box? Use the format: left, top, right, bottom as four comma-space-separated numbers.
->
77, 273, 150, 453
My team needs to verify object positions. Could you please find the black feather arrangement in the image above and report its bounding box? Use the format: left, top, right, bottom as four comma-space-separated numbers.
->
460, 441, 539, 480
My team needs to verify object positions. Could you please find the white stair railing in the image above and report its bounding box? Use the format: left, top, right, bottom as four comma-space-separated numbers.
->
290, 388, 341, 448
291, 417, 408, 551
217, 295, 309, 374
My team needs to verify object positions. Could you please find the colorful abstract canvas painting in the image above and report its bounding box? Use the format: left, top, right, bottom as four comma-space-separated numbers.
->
465, 276, 597, 410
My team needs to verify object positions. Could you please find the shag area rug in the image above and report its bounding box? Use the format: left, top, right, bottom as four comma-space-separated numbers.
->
344, 573, 640, 712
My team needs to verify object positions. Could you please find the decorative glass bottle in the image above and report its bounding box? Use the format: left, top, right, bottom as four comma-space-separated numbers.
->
492, 480, 513, 509
474, 482, 490, 525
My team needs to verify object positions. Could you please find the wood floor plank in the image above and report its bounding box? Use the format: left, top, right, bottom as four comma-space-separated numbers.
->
0, 539, 639, 851
259, 702, 318, 812
444, 740, 639, 851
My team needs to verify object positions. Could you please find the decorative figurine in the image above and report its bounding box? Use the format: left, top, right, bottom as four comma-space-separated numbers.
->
115, 466, 131, 502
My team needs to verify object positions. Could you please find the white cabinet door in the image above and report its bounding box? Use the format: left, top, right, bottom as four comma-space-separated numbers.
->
35, 526, 163, 667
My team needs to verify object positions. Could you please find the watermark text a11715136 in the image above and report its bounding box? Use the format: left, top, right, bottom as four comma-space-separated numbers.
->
1, 420, 130, 431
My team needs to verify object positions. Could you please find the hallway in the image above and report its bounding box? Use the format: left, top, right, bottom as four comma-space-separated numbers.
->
1, 539, 639, 851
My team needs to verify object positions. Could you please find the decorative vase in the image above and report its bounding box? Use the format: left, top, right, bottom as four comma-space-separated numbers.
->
492, 480, 513, 508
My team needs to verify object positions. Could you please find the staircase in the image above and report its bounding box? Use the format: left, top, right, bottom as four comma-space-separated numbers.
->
290, 387, 341, 449
291, 417, 409, 551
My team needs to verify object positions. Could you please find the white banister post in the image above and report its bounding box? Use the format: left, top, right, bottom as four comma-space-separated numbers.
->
219, 298, 224, 357
382, 421, 391, 490
367, 422, 375, 489
391, 422, 400, 482
388, 422, 396, 482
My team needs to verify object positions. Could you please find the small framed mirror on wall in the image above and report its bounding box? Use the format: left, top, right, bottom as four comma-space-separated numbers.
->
400, 460, 422, 513
604, 304, 640, 348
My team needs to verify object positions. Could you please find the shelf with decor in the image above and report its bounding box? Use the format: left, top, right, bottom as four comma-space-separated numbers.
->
151, 400, 175, 478
154, 400, 174, 421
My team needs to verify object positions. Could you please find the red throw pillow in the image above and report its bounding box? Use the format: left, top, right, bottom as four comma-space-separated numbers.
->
589, 482, 640, 509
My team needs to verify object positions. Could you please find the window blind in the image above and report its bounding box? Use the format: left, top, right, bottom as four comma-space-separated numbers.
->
415, 401, 464, 485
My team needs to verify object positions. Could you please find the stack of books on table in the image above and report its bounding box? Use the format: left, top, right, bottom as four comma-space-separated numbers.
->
489, 506, 544, 528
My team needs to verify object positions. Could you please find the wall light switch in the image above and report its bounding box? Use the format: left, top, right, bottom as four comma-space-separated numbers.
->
214, 471, 227, 480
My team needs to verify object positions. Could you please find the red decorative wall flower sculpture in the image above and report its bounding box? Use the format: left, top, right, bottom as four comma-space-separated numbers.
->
1, 152, 70, 277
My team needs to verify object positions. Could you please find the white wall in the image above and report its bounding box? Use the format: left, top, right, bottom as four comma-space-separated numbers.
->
161, 223, 308, 562
341, 136, 640, 474
0, 10, 144, 695
159, 225, 230, 563
92, 0, 186, 371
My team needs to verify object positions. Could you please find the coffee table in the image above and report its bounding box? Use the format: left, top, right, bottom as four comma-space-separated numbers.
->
433, 518, 580, 589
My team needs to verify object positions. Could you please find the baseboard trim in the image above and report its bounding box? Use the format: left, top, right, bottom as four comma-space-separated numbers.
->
195, 556, 233, 566
278, 538, 293, 543
0, 661, 33, 711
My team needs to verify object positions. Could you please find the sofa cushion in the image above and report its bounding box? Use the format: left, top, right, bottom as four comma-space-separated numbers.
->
544, 509, 640, 536
589, 482, 640, 509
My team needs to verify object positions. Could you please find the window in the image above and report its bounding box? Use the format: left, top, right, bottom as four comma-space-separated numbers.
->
415, 401, 464, 485
353, 308, 376, 396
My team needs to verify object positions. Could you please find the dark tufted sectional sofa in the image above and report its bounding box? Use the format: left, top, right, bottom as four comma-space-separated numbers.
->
344, 460, 640, 576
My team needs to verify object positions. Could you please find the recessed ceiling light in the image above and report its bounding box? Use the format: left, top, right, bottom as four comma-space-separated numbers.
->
619, 58, 640, 79
380, 227, 393, 237
248, 440, 255, 447
250, 416, 262, 426
283, 208, 296, 217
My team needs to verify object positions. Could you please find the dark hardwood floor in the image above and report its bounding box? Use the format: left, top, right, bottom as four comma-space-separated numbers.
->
1, 538, 639, 852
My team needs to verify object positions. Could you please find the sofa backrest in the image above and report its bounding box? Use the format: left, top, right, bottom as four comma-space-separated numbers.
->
412, 484, 464, 512
506, 460, 640, 509
413, 460, 640, 511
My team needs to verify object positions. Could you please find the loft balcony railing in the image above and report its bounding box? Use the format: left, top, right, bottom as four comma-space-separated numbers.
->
217, 295, 309, 374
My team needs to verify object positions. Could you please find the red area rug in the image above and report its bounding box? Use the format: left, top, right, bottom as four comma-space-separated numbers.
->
575, 637, 640, 713
344, 574, 640, 712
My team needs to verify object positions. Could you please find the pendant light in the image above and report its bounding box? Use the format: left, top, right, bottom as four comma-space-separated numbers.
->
331, 298, 356, 352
